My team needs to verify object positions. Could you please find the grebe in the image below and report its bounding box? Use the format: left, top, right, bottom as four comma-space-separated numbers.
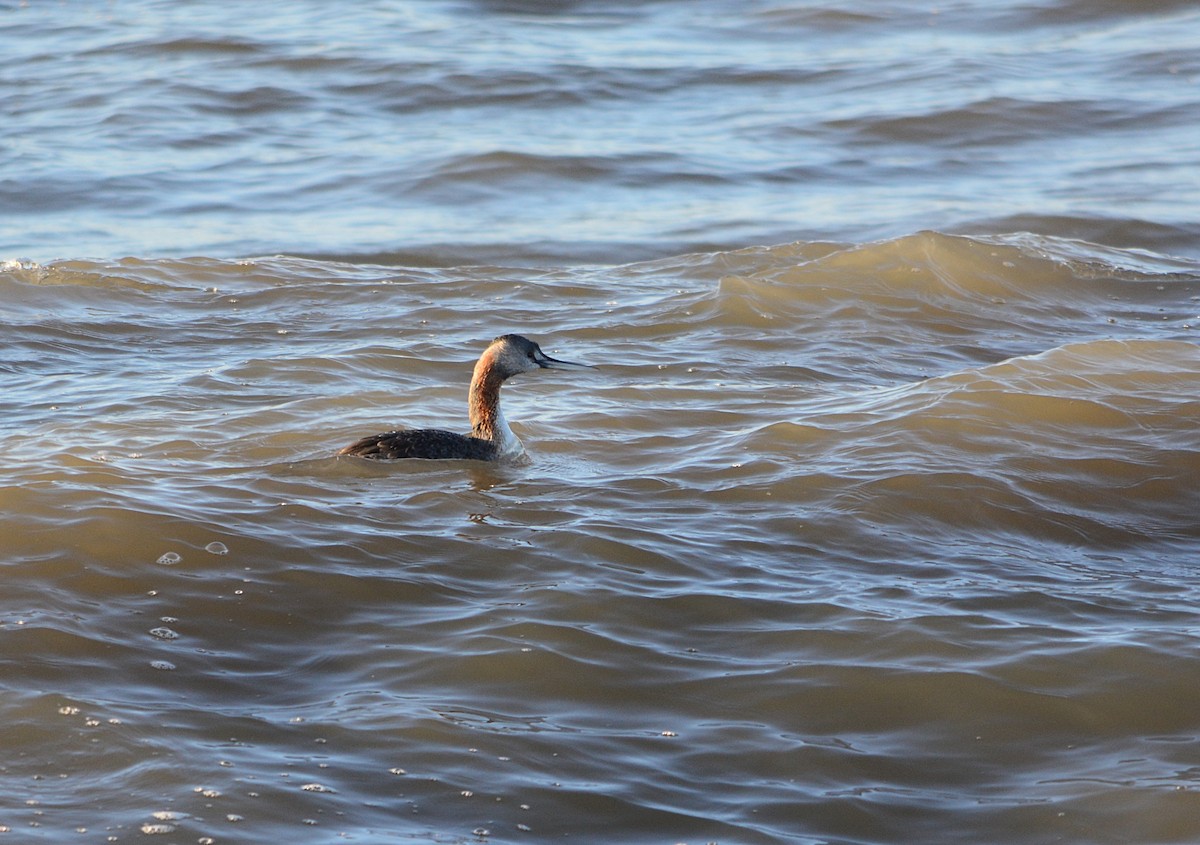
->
338, 334, 594, 461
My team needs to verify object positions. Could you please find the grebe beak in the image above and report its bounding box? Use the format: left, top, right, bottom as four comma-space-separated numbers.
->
535, 351, 596, 371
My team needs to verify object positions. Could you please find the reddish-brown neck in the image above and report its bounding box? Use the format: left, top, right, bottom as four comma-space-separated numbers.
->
469, 356, 504, 441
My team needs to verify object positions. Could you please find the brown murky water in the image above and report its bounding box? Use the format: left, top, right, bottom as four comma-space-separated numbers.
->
4, 233, 1199, 843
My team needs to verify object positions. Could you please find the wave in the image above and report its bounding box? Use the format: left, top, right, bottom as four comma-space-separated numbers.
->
714, 231, 1198, 307
691, 231, 1198, 385
743, 337, 1200, 545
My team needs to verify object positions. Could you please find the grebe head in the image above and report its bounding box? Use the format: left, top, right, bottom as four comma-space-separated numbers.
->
485, 334, 595, 380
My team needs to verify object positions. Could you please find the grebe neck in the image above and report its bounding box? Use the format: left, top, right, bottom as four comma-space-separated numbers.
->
468, 356, 523, 457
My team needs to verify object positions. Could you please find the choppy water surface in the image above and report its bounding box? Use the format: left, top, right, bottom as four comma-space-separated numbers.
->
3, 0, 1199, 261
4, 234, 1200, 844
3, 1, 1200, 844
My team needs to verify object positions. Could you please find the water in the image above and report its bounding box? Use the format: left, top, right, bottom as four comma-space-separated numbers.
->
4, 0, 1199, 262
3, 2, 1200, 844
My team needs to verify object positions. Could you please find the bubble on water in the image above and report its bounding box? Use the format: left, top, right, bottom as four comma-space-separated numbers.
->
473, 828, 490, 837
205, 542, 229, 556
140, 823, 176, 834
149, 627, 179, 640
58, 706, 80, 716
150, 660, 176, 671
389, 767, 407, 775
226, 814, 244, 822
156, 552, 182, 566
301, 783, 336, 793
0, 259, 39, 271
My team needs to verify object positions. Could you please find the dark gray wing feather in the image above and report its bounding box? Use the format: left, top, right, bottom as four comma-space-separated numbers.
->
338, 429, 499, 461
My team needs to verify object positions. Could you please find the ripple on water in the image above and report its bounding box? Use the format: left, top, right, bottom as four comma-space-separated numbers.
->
1, 231, 1199, 844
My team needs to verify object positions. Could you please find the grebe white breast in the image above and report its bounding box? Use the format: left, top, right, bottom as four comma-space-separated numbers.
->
338, 334, 595, 461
